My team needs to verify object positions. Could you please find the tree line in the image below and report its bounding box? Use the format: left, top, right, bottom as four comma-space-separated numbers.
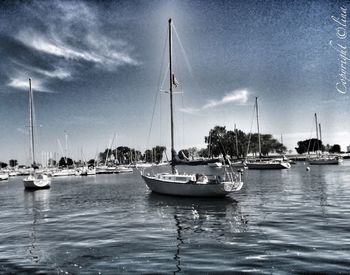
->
1, 127, 345, 168
295, 139, 342, 154
178, 125, 286, 160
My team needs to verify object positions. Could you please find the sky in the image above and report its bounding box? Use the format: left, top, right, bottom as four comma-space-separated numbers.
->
0, 0, 349, 164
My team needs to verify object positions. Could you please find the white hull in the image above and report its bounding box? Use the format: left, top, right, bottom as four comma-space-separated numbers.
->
0, 173, 9, 180
52, 169, 76, 177
23, 174, 51, 189
96, 166, 116, 174
116, 166, 133, 173
246, 161, 291, 170
208, 162, 223, 168
308, 158, 341, 165
142, 174, 243, 197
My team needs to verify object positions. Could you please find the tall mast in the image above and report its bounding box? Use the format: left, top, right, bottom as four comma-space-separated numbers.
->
169, 18, 175, 174
29, 78, 35, 166
256, 97, 261, 159
319, 123, 322, 152
234, 123, 239, 158
315, 113, 319, 152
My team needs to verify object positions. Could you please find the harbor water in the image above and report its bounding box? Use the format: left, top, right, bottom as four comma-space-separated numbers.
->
1, 161, 350, 274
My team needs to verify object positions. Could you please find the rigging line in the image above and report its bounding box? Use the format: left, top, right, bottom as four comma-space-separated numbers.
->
146, 27, 168, 149
172, 24, 193, 74
172, 23, 207, 107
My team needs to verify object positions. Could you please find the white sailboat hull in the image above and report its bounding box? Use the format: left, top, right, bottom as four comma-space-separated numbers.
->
23, 174, 51, 189
52, 169, 76, 177
116, 166, 133, 173
0, 173, 9, 180
308, 157, 342, 165
142, 175, 243, 197
208, 162, 223, 168
246, 161, 291, 170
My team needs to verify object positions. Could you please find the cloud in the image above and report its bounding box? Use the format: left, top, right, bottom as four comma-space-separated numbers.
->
180, 89, 249, 114
4, 0, 139, 92
16, 1, 138, 71
8, 76, 53, 93
203, 89, 249, 109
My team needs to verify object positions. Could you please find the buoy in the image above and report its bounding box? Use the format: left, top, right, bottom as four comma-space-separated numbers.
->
306, 167, 310, 171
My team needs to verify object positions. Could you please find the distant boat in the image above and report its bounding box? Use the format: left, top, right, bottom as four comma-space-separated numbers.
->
208, 162, 223, 168
23, 78, 51, 190
0, 173, 9, 180
308, 113, 342, 165
246, 159, 291, 169
246, 97, 291, 170
308, 155, 342, 165
52, 168, 76, 177
116, 165, 133, 173
141, 19, 243, 197
96, 165, 116, 174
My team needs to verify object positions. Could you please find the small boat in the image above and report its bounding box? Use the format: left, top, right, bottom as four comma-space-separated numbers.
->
96, 166, 116, 174
52, 168, 76, 177
308, 155, 342, 165
23, 78, 51, 190
0, 173, 9, 180
141, 19, 243, 197
246, 98, 290, 170
308, 114, 342, 165
115, 165, 133, 173
246, 159, 291, 169
208, 162, 223, 168
230, 160, 247, 169
23, 173, 50, 189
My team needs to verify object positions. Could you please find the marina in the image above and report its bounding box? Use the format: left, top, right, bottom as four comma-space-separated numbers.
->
1, 0, 350, 274
1, 162, 350, 273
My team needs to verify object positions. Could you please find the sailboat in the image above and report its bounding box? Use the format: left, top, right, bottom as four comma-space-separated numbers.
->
308, 113, 342, 165
23, 78, 51, 189
246, 97, 291, 170
141, 19, 243, 197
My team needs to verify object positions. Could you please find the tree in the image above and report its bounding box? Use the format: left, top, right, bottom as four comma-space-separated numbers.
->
204, 125, 284, 159
197, 148, 209, 158
329, 144, 341, 153
58, 157, 73, 167
88, 159, 96, 166
0, 162, 8, 168
295, 139, 324, 154
144, 146, 166, 163
48, 158, 56, 167
204, 126, 227, 158
9, 159, 18, 167
187, 147, 198, 160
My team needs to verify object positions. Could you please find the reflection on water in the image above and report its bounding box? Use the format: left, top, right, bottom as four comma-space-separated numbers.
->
147, 193, 248, 273
23, 189, 50, 264
0, 163, 350, 273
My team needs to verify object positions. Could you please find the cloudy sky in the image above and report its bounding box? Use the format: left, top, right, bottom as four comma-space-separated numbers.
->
0, 0, 349, 164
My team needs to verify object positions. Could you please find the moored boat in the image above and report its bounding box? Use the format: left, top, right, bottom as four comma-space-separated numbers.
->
0, 173, 9, 180
307, 114, 342, 165
246, 159, 291, 169
23, 78, 51, 190
141, 19, 243, 197
246, 97, 290, 170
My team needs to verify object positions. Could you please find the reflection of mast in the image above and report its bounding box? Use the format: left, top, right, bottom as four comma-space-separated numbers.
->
173, 214, 183, 274
24, 190, 50, 264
